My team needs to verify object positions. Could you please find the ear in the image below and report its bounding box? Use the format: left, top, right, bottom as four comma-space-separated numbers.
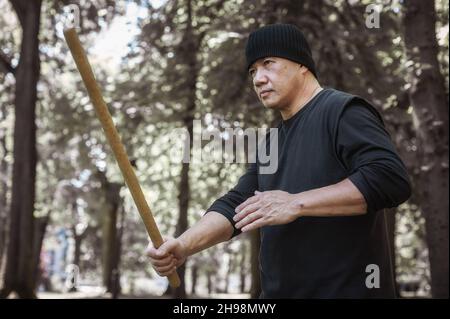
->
298, 64, 308, 74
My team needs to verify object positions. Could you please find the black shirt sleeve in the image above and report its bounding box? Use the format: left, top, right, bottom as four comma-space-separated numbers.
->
205, 162, 259, 237
336, 101, 412, 213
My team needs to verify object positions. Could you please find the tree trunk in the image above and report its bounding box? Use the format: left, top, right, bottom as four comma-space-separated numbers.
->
172, 0, 198, 299
94, 167, 124, 296
239, 241, 247, 294
72, 232, 82, 270
207, 271, 213, 295
32, 215, 50, 291
111, 202, 125, 299
0, 0, 42, 299
173, 153, 190, 298
250, 230, 261, 298
101, 182, 122, 294
190, 263, 198, 296
403, 0, 449, 298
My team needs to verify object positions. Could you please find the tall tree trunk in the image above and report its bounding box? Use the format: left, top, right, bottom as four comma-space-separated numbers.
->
72, 230, 82, 271
110, 202, 125, 299
95, 168, 124, 295
207, 270, 213, 295
32, 215, 49, 291
111, 203, 125, 299
403, 0, 449, 298
250, 230, 261, 298
173, 145, 190, 298
101, 182, 122, 293
172, 0, 199, 299
190, 263, 198, 296
239, 241, 247, 294
102, 201, 117, 292
0, 0, 42, 299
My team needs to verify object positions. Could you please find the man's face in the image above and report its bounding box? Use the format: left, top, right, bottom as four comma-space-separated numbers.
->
249, 57, 305, 110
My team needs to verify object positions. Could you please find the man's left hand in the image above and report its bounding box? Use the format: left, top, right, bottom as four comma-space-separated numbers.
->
233, 190, 301, 232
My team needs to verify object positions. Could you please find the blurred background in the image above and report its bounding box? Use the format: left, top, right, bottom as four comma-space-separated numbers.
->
0, 0, 448, 299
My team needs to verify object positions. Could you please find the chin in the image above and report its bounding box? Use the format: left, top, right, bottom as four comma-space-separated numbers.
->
262, 102, 280, 110
260, 99, 279, 109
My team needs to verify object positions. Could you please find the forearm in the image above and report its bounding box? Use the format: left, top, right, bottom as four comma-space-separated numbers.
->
294, 178, 367, 217
177, 211, 234, 257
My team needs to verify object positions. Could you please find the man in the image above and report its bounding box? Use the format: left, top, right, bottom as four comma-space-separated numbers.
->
147, 24, 411, 298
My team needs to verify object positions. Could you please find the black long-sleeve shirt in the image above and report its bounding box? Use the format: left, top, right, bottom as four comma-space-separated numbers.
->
206, 88, 411, 298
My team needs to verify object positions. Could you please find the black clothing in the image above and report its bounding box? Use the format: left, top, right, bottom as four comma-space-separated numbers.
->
206, 88, 411, 298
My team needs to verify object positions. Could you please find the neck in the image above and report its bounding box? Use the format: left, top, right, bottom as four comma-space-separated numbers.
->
281, 77, 322, 120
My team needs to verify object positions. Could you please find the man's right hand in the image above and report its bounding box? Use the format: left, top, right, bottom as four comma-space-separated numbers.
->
146, 237, 188, 277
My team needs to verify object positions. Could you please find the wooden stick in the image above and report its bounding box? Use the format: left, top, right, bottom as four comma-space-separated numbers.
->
63, 28, 180, 288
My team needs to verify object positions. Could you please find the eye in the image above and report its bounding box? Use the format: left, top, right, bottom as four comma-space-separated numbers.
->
249, 68, 256, 78
263, 59, 274, 66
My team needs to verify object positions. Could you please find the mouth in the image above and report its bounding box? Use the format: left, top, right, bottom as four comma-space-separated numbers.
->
260, 89, 273, 98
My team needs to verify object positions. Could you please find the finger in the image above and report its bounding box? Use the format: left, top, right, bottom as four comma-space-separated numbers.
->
155, 259, 177, 274
157, 239, 179, 257
235, 210, 263, 229
234, 200, 261, 222
146, 245, 159, 258
158, 264, 177, 277
241, 217, 267, 232
235, 194, 260, 213
147, 238, 173, 258
149, 255, 174, 267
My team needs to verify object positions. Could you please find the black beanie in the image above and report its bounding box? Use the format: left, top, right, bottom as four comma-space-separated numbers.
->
245, 24, 317, 78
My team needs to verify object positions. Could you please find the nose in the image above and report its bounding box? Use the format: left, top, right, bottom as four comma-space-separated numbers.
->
253, 68, 268, 87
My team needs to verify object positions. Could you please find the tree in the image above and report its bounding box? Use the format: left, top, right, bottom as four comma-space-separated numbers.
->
0, 0, 43, 299
403, 0, 449, 298
96, 168, 124, 296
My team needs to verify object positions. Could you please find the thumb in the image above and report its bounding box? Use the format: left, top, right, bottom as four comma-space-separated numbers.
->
157, 239, 177, 256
